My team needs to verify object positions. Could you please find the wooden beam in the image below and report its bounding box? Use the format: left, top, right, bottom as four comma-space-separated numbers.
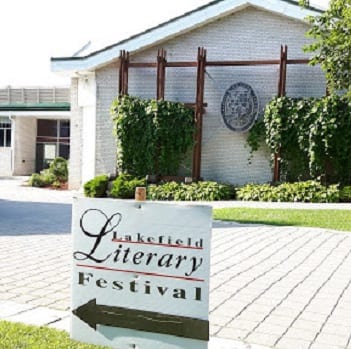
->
192, 47, 206, 181
129, 61, 197, 68
184, 102, 208, 109
166, 62, 198, 67
286, 59, 310, 64
128, 62, 157, 68
206, 59, 280, 67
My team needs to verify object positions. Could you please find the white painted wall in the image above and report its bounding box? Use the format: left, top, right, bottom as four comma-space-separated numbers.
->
0, 148, 12, 176
12, 117, 36, 175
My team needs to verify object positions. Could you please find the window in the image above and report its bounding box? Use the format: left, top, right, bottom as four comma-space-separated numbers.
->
0, 117, 11, 147
36, 119, 70, 172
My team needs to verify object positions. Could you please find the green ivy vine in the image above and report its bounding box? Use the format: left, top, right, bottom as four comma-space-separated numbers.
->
110, 95, 194, 177
247, 94, 351, 184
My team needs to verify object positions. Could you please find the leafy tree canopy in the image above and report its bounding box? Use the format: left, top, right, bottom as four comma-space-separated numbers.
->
300, 0, 351, 96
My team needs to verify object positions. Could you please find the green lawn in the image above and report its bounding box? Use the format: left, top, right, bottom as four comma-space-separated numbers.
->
213, 208, 351, 231
0, 321, 109, 349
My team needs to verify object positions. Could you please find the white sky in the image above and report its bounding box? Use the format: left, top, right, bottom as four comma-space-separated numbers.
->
0, 0, 329, 87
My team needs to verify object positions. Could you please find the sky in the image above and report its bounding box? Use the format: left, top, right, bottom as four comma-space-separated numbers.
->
0, 0, 329, 87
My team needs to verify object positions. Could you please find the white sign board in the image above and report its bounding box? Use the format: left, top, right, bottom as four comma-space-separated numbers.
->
44, 144, 56, 160
71, 198, 212, 349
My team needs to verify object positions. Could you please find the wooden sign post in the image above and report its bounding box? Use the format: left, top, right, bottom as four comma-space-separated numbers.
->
71, 198, 212, 349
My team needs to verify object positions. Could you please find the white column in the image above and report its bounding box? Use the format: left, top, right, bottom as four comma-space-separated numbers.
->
78, 73, 97, 185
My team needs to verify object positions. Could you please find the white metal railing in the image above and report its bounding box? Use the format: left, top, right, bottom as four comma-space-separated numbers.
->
0, 87, 70, 104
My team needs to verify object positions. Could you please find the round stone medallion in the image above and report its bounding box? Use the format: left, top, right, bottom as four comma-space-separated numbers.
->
221, 82, 259, 132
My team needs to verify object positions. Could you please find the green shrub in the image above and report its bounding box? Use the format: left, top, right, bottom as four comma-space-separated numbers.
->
147, 181, 235, 201
83, 174, 109, 198
147, 181, 181, 201
236, 180, 339, 203
28, 173, 47, 187
49, 157, 68, 182
28, 157, 68, 188
236, 183, 273, 201
340, 186, 351, 202
28, 169, 57, 188
109, 174, 146, 199
40, 169, 57, 185
248, 95, 351, 184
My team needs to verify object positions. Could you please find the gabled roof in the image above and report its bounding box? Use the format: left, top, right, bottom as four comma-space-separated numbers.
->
51, 0, 322, 74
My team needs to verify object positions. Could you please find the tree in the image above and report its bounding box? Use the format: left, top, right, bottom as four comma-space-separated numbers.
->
301, 0, 351, 95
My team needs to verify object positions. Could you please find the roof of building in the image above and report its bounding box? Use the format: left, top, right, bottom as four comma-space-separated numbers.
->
0, 103, 70, 112
0, 87, 70, 111
51, 0, 322, 74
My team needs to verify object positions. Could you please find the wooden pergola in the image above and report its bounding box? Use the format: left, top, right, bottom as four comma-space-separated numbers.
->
117, 45, 311, 182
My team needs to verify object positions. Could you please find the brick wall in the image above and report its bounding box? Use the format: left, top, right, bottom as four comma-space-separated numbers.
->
91, 6, 325, 185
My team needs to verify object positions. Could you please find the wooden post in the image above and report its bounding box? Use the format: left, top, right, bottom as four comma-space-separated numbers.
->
135, 187, 146, 201
122, 51, 129, 95
118, 50, 129, 96
273, 45, 288, 182
157, 49, 167, 100
281, 45, 287, 97
118, 50, 123, 96
118, 50, 124, 96
192, 47, 206, 181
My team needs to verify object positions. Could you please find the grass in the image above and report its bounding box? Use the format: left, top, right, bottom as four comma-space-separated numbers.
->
213, 208, 351, 231
0, 320, 109, 349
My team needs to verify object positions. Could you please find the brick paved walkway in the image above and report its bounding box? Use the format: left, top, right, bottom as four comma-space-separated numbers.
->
210, 222, 351, 349
1, 177, 351, 349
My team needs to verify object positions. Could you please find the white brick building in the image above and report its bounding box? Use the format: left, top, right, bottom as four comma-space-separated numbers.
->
51, 0, 325, 189
0, 87, 70, 177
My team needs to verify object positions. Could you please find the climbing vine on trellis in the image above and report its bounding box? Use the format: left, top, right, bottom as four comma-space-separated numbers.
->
247, 94, 351, 184
111, 95, 195, 177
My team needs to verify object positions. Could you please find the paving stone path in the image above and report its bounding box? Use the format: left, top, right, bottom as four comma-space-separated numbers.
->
1, 177, 351, 349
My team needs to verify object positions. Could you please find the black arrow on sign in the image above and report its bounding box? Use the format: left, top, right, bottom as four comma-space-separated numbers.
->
73, 299, 209, 341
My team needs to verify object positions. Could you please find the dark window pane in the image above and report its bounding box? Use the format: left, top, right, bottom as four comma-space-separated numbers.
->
60, 120, 70, 137
5, 129, 11, 147
36, 144, 44, 172
0, 117, 11, 147
37, 120, 57, 137
59, 144, 70, 159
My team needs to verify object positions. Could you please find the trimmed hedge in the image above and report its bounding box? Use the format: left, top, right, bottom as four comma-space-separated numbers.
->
83, 175, 348, 203
109, 174, 146, 199
236, 181, 339, 203
83, 174, 109, 198
83, 175, 234, 201
147, 181, 235, 201
340, 186, 351, 202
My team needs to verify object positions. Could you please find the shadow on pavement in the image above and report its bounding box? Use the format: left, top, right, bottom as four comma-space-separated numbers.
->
0, 199, 71, 235
213, 220, 264, 228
